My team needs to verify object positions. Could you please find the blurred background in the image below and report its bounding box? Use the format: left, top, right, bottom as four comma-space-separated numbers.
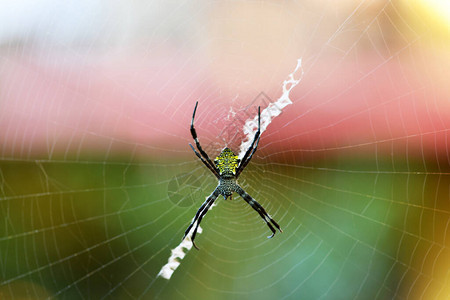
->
0, 0, 449, 299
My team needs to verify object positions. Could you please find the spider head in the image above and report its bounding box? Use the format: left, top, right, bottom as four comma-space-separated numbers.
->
215, 147, 240, 176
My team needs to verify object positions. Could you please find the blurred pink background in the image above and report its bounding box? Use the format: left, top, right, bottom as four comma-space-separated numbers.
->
1, 0, 449, 159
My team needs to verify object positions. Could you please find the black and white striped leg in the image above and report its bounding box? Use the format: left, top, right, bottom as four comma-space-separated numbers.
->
183, 188, 220, 250
235, 186, 282, 238
190, 101, 217, 173
236, 106, 261, 177
236, 133, 260, 177
189, 144, 219, 179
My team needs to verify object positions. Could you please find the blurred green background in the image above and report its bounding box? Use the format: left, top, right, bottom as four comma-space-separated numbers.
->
1, 152, 448, 299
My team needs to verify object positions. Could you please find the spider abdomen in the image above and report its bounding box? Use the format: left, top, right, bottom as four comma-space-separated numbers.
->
214, 147, 240, 176
218, 178, 237, 199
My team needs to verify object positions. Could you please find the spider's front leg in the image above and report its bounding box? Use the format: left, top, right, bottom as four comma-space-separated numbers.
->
190, 102, 219, 178
236, 106, 261, 177
235, 185, 282, 238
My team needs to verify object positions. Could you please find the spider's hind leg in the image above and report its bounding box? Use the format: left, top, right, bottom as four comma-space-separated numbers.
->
235, 186, 282, 238
183, 188, 220, 250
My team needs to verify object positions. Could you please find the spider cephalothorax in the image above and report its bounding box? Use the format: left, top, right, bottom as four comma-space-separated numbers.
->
184, 102, 282, 249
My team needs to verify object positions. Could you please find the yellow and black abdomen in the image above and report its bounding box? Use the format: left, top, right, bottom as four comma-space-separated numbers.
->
214, 147, 240, 176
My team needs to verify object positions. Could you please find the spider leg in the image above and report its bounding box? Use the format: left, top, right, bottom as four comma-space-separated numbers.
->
189, 144, 219, 179
183, 188, 220, 250
235, 185, 282, 238
236, 134, 260, 177
236, 106, 261, 177
190, 197, 217, 250
190, 102, 218, 175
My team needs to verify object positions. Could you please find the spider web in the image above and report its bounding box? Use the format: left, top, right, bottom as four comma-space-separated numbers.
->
1, 1, 449, 299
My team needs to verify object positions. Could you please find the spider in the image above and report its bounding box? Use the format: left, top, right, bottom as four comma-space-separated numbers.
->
183, 101, 282, 250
